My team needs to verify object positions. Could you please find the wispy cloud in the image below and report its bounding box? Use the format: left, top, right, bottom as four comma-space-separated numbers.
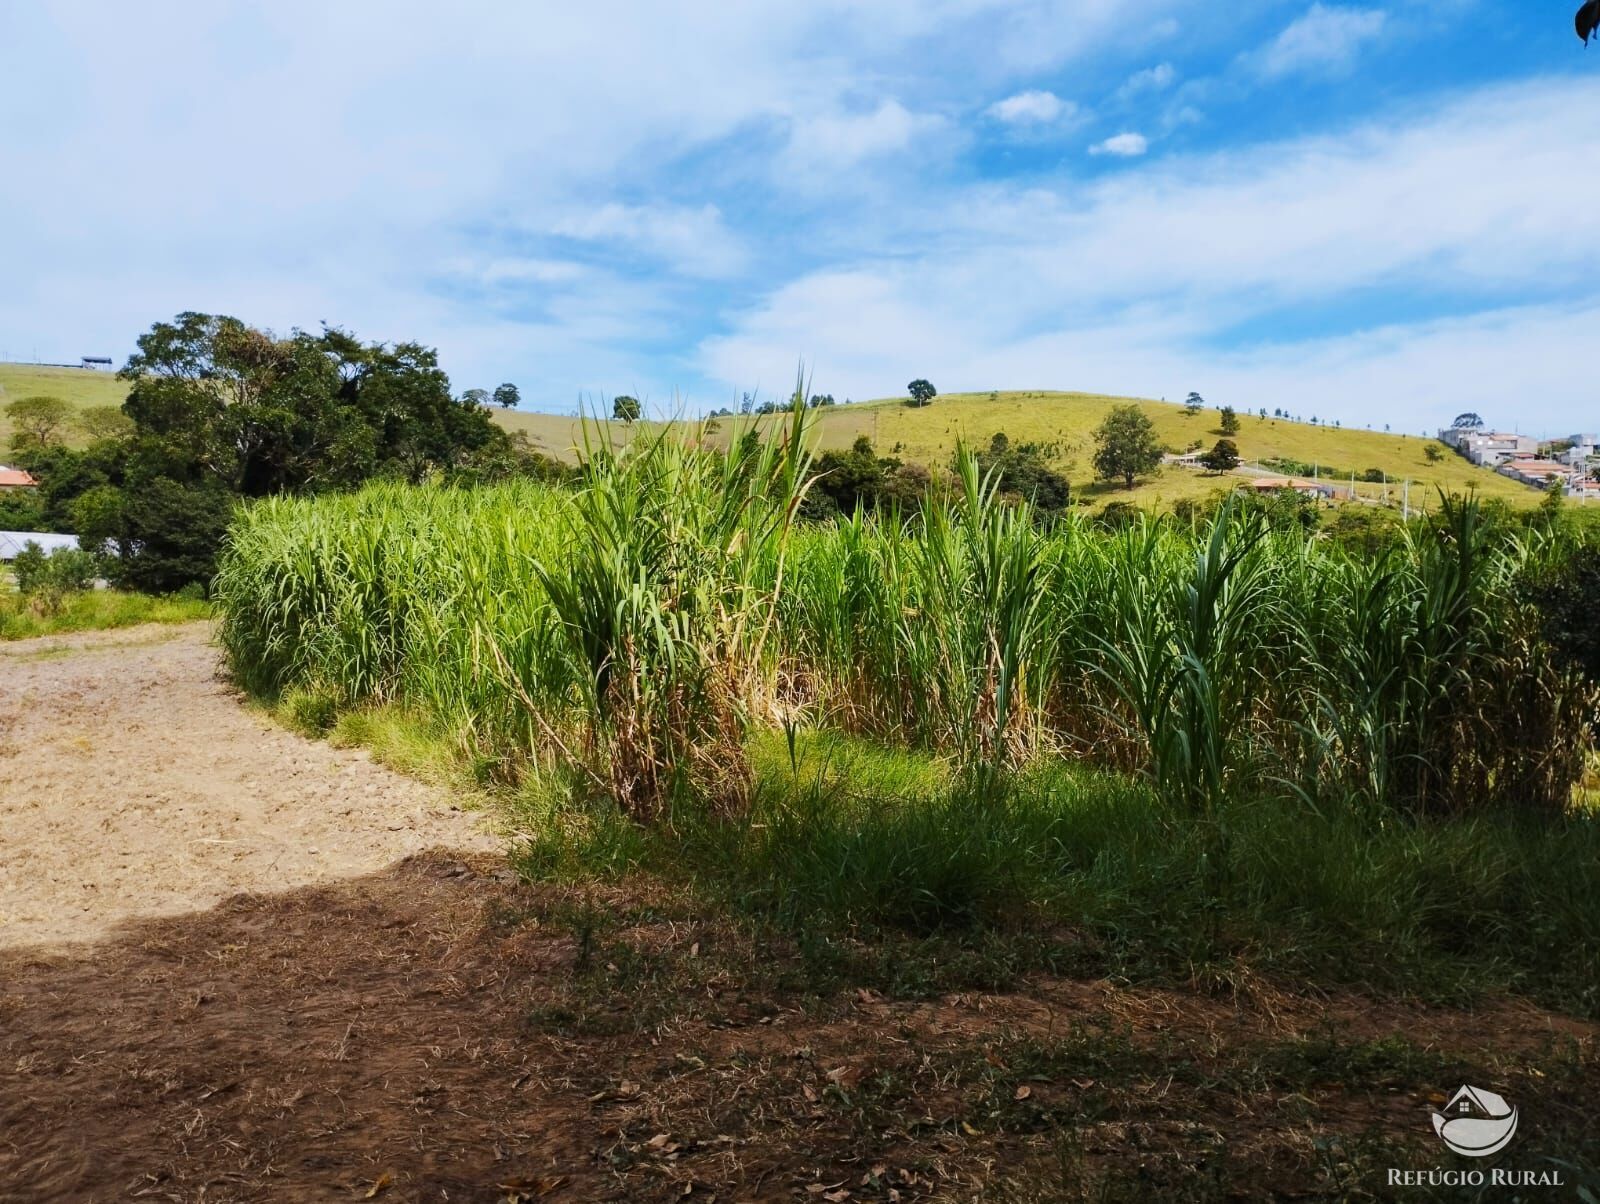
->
551, 203, 746, 279
1090, 132, 1150, 157
781, 100, 943, 173
1117, 62, 1176, 100
704, 77, 1600, 431
1253, 4, 1389, 79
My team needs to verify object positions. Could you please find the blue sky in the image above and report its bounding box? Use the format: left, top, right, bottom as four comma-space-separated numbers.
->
2, 1, 1597, 432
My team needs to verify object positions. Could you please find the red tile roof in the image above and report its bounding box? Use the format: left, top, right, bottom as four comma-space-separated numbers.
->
0, 467, 38, 488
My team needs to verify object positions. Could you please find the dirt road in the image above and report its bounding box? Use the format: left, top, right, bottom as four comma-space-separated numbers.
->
0, 623, 496, 948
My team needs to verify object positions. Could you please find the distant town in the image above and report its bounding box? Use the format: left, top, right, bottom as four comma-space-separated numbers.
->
1437, 413, 1600, 498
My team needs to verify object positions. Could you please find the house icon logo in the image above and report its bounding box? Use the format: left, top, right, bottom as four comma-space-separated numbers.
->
1432, 1085, 1518, 1157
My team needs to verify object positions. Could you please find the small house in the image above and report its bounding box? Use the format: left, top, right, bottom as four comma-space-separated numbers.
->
0, 466, 39, 491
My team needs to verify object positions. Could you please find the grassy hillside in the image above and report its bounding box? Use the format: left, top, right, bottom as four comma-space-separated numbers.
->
0, 363, 130, 449
0, 364, 1542, 510
495, 390, 1538, 511
856, 390, 1534, 510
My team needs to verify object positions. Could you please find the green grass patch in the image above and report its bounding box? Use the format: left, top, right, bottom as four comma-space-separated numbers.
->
0, 587, 210, 640
509, 731, 1600, 1016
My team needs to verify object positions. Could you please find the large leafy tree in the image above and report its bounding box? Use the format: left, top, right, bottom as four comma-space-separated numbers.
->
5, 395, 72, 453
493, 382, 521, 409
907, 379, 937, 407
613, 395, 642, 423
120, 312, 503, 495
1092, 404, 1163, 490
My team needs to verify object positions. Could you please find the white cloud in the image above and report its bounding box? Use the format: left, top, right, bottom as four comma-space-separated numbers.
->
987, 90, 1073, 124
451, 258, 588, 287
1117, 62, 1176, 98
1090, 132, 1149, 156
781, 100, 942, 172
702, 77, 1600, 433
551, 203, 746, 278
1255, 4, 1388, 79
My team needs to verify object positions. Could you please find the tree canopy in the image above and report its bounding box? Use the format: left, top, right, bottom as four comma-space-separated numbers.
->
613, 395, 642, 423
8, 311, 529, 592
907, 379, 937, 407
1199, 438, 1241, 474
1092, 405, 1163, 490
5, 395, 72, 453
494, 382, 521, 409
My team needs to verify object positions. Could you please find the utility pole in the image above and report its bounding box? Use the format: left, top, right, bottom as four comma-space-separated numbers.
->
1403, 479, 1410, 521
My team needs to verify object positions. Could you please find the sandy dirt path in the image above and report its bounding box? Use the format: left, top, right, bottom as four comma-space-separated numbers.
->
0, 622, 497, 949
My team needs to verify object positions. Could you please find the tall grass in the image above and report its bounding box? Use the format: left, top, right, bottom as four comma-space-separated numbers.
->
216, 420, 1595, 823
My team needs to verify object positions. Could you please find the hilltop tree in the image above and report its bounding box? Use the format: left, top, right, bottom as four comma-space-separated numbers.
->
1092, 404, 1163, 490
613, 395, 642, 423
1184, 392, 1204, 416
1219, 406, 1240, 435
5, 395, 72, 453
807, 393, 836, 408
907, 379, 937, 407
1450, 412, 1484, 430
1199, 438, 1241, 474
493, 382, 521, 409
462, 388, 490, 410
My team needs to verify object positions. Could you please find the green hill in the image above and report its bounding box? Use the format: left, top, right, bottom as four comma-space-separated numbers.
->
0, 363, 131, 449
496, 390, 1538, 511
0, 364, 1541, 510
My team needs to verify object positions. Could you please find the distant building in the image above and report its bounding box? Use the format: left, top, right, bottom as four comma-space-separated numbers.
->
1437, 427, 1540, 467
1247, 477, 1335, 499
80, 356, 114, 370
1497, 458, 1579, 489
0, 532, 79, 560
0, 465, 39, 490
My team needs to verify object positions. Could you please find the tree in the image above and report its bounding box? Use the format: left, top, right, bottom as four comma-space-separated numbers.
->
116, 477, 234, 593
462, 388, 490, 409
613, 395, 641, 423
1424, 444, 1445, 463
5, 395, 71, 453
972, 432, 1071, 515
493, 382, 521, 409
1198, 438, 1240, 474
1092, 404, 1163, 490
77, 405, 134, 441
1218, 406, 1240, 435
120, 313, 503, 495
1450, 412, 1484, 430
907, 379, 937, 407
807, 393, 836, 408
1184, 392, 1204, 416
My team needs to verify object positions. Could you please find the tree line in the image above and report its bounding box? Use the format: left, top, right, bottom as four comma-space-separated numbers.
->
1, 313, 557, 591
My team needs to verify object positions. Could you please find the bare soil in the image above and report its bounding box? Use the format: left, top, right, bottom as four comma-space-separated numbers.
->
0, 623, 496, 947
0, 626, 1594, 1202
